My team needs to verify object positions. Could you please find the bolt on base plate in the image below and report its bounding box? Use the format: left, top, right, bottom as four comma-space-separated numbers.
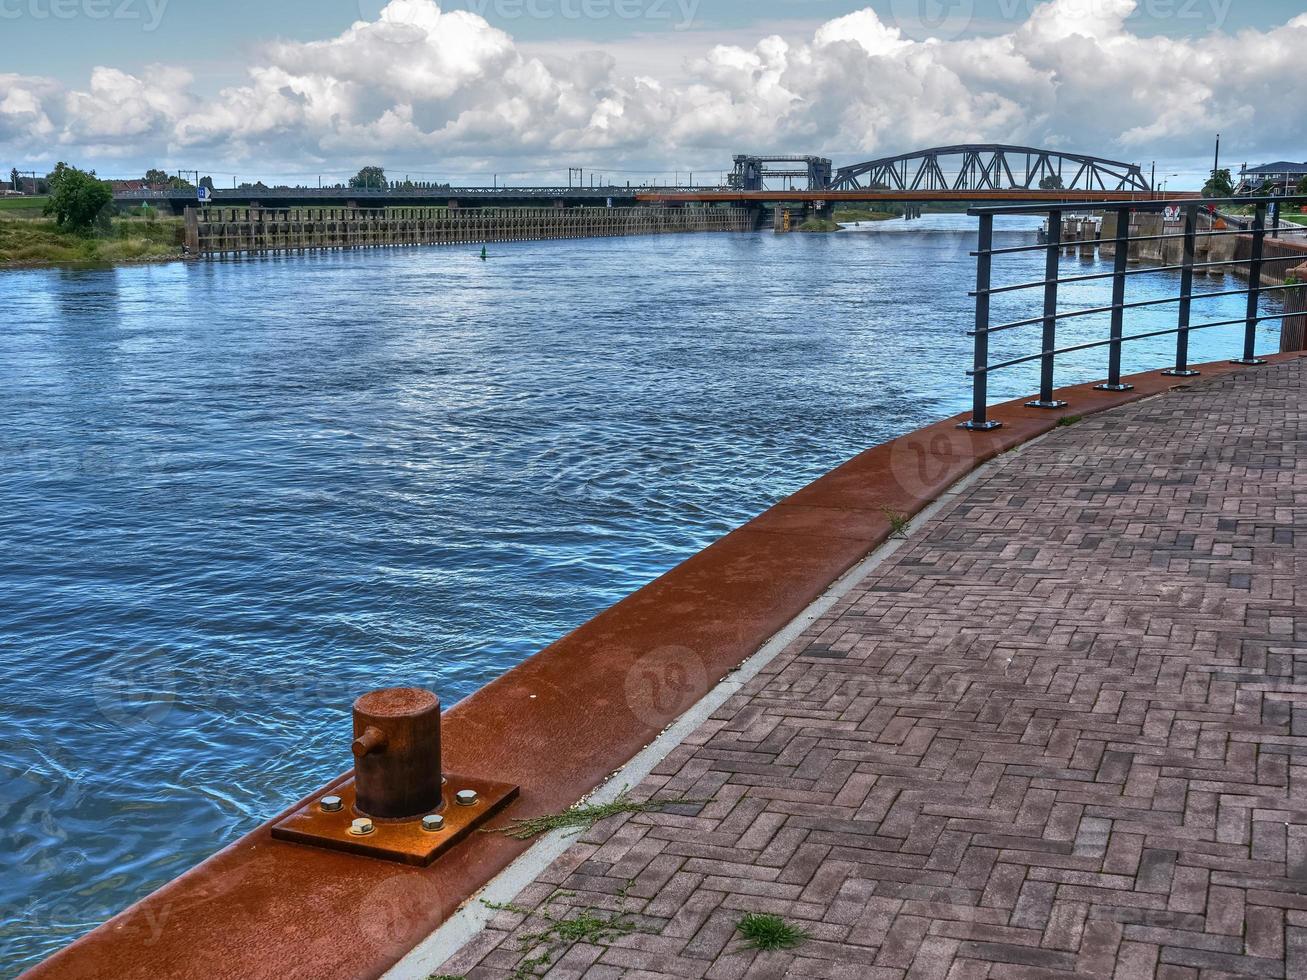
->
1161, 369, 1201, 377
1094, 383, 1134, 392
271, 773, 518, 867
1025, 399, 1069, 409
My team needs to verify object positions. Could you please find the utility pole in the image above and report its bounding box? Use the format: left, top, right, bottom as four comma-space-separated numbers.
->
1213, 134, 1221, 175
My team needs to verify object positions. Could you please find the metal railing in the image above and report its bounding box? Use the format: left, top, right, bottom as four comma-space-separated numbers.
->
962, 195, 1307, 430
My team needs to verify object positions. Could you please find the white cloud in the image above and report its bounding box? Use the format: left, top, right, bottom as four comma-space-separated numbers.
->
813, 9, 909, 56
2, 0, 1305, 180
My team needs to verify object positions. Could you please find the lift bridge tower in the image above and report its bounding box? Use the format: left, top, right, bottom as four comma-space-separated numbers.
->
730, 155, 833, 192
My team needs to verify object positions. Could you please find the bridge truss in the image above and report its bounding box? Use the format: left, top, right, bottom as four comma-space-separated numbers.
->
828, 145, 1151, 194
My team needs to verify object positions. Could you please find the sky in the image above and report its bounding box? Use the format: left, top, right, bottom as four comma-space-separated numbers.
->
1, 0, 1304, 187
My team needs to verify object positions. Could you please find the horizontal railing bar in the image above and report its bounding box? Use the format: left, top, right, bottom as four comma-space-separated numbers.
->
971, 282, 1305, 336
969, 194, 1307, 217
967, 312, 1288, 376
970, 226, 1285, 258
971, 256, 1283, 297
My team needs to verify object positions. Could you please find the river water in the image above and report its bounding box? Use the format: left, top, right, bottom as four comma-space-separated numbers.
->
0, 214, 1285, 972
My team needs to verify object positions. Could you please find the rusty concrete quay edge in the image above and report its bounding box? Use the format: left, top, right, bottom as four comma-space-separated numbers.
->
26, 352, 1305, 980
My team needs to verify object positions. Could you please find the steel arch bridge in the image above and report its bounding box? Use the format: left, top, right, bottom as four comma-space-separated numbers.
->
828, 145, 1152, 194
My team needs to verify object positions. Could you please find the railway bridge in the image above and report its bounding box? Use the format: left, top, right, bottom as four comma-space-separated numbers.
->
125, 145, 1194, 256
115, 144, 1177, 216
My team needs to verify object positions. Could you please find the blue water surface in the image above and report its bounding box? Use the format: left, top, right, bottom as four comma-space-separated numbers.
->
0, 214, 1285, 972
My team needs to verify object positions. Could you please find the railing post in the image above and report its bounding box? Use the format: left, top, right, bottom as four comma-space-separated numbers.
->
962, 212, 1002, 431
1027, 209, 1068, 408
1232, 203, 1269, 366
1163, 203, 1201, 377
1095, 206, 1135, 392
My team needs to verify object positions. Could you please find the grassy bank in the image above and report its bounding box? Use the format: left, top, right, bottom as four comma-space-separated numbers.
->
795, 216, 844, 233
0, 195, 51, 219
833, 208, 898, 223
0, 214, 183, 267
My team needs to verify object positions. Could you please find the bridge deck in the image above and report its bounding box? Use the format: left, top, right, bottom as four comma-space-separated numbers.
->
440, 358, 1307, 979
637, 190, 1199, 205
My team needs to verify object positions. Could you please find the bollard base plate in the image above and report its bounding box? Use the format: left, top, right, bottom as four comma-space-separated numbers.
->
271, 773, 519, 867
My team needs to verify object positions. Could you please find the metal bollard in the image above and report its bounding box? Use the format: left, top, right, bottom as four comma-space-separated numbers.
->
351, 687, 443, 820
272, 685, 518, 865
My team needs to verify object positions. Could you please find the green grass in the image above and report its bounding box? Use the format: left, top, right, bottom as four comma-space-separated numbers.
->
484, 789, 710, 841
1279, 213, 1307, 226
794, 216, 844, 233
0, 196, 50, 220
881, 506, 911, 539
735, 912, 808, 951
485, 887, 645, 979
1056, 414, 1085, 428
833, 208, 898, 223
0, 195, 48, 209
0, 213, 182, 267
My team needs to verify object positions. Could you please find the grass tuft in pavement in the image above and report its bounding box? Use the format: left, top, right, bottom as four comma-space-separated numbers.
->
736, 912, 808, 951
881, 506, 911, 539
484, 789, 710, 841
485, 885, 645, 979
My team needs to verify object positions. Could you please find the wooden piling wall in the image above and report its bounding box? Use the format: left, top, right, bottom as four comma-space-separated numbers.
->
188, 205, 753, 257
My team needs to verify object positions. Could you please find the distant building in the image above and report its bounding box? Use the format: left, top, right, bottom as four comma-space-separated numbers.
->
1237, 160, 1307, 195
109, 179, 152, 192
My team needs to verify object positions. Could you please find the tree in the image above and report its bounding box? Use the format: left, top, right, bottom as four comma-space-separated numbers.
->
1039, 174, 1064, 190
199, 175, 215, 191
1202, 168, 1234, 198
349, 166, 387, 190
143, 168, 194, 189
9, 167, 18, 192
1299, 175, 1307, 195
44, 164, 114, 232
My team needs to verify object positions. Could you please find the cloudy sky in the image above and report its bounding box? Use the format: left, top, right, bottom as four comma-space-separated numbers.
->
1, 0, 1303, 187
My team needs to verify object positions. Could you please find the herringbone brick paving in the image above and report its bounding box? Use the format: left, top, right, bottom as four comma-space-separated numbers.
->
439, 361, 1307, 979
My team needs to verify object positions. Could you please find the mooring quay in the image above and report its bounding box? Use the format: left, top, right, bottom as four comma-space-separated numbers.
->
27, 196, 1307, 979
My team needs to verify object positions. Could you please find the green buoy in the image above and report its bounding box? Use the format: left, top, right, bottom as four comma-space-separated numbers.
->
480, 245, 487, 260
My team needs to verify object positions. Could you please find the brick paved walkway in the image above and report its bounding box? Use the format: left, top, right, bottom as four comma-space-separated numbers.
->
438, 360, 1307, 979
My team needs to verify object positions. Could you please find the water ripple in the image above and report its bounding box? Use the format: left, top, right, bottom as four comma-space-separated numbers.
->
0, 217, 1282, 973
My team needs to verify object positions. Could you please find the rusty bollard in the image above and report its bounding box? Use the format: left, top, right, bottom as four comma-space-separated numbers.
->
272, 684, 519, 864
351, 687, 442, 820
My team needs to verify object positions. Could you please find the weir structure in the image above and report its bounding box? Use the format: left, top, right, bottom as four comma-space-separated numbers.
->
183, 204, 754, 257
